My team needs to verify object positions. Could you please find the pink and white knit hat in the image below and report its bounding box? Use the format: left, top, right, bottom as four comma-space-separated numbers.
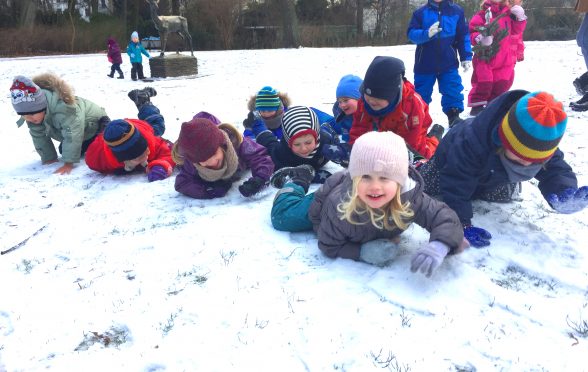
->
348, 131, 408, 186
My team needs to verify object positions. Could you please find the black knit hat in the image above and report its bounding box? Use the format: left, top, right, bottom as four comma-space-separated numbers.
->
361, 56, 405, 103
103, 119, 148, 161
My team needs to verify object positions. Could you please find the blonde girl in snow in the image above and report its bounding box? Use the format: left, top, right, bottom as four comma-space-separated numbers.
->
269, 131, 467, 277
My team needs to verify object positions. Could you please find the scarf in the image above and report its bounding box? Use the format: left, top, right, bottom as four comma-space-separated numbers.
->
194, 131, 240, 182
498, 151, 544, 183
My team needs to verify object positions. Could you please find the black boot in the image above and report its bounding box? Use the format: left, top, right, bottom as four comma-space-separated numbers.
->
573, 72, 588, 96
427, 124, 445, 142
117, 73, 124, 80
270, 164, 315, 193
570, 92, 588, 111
107, 73, 114, 78
445, 108, 462, 128
469, 105, 485, 116
128, 87, 157, 108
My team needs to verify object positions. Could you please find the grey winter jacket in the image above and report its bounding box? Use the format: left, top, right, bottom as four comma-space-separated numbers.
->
308, 168, 464, 260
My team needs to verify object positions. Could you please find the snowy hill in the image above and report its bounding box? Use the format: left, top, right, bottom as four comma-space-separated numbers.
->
1, 41, 587, 371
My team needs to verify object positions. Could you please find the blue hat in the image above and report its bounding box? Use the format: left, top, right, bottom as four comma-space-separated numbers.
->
336, 75, 362, 100
255, 86, 282, 111
104, 120, 148, 162
131, 31, 139, 39
361, 56, 405, 103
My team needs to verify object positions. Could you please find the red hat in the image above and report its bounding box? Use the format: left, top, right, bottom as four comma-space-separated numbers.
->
177, 118, 226, 163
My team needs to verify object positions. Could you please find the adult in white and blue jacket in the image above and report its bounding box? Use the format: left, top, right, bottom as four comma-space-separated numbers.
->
407, 0, 472, 126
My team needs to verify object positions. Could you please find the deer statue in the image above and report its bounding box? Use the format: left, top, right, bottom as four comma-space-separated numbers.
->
145, 0, 194, 57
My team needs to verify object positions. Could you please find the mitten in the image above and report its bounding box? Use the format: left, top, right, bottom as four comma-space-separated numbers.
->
510, 5, 526, 21
243, 112, 255, 129
428, 21, 442, 38
359, 239, 399, 267
147, 165, 168, 182
547, 186, 588, 214
312, 169, 332, 184
475, 34, 493, 46
322, 143, 351, 167
130, 53, 135, 58
250, 120, 269, 137
463, 224, 492, 248
461, 60, 471, 72
410, 241, 450, 278
238, 176, 267, 197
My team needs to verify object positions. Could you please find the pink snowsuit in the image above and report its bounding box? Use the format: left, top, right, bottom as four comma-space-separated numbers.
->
468, 1, 526, 108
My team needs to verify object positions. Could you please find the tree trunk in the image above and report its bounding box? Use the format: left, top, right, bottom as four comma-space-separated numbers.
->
68, 0, 76, 53
356, 0, 363, 39
275, 0, 298, 48
19, 0, 37, 29
90, 0, 99, 15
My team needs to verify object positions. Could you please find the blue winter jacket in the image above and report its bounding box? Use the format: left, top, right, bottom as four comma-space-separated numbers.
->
407, 0, 472, 74
431, 90, 577, 224
127, 41, 150, 63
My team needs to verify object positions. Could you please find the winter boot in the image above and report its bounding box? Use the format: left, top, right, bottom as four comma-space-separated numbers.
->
270, 164, 315, 193
128, 87, 157, 108
107, 72, 114, 78
570, 92, 588, 112
427, 124, 445, 142
469, 105, 485, 117
573, 71, 588, 96
445, 108, 462, 128
117, 73, 124, 80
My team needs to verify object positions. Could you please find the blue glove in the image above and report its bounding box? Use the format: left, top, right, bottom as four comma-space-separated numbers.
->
312, 169, 332, 184
547, 186, 588, 214
322, 143, 350, 167
130, 53, 135, 58
250, 119, 269, 137
463, 225, 492, 248
147, 165, 168, 182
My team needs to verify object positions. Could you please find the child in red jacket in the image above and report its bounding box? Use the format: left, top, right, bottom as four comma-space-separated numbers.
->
85, 118, 174, 182
349, 56, 442, 160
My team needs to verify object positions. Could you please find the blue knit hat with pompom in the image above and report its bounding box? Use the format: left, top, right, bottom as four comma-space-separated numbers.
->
104, 119, 148, 162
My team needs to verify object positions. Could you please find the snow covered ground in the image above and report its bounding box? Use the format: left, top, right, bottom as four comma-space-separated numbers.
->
1, 41, 587, 371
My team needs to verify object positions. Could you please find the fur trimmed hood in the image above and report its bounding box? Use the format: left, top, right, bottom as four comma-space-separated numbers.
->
218, 122, 243, 151
33, 72, 76, 105
247, 91, 291, 112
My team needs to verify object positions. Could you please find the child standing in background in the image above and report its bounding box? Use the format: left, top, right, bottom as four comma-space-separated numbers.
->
269, 131, 466, 277
127, 31, 151, 81
172, 113, 274, 199
407, 0, 472, 127
107, 37, 124, 79
468, 0, 527, 116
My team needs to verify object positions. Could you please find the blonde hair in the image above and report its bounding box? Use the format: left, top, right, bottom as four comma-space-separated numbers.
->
337, 177, 414, 231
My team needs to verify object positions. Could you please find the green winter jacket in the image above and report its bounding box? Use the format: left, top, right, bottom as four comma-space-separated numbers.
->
16, 76, 107, 164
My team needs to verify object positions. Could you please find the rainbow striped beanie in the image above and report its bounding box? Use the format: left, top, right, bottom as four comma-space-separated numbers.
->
498, 91, 567, 163
255, 86, 281, 111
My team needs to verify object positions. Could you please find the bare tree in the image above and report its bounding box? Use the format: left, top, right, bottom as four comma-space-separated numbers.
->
198, 0, 240, 49
274, 0, 298, 47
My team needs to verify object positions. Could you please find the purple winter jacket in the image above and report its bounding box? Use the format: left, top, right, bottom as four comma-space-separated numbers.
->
175, 123, 274, 199
107, 37, 123, 64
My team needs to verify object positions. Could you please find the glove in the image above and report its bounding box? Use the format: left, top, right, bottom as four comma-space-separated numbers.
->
475, 34, 493, 46
147, 165, 168, 182
243, 112, 255, 129
312, 169, 332, 184
322, 143, 350, 167
461, 60, 471, 72
410, 241, 450, 278
130, 53, 135, 58
463, 224, 492, 248
547, 186, 588, 214
510, 5, 527, 21
238, 176, 267, 197
250, 120, 269, 137
359, 239, 399, 267
428, 21, 442, 38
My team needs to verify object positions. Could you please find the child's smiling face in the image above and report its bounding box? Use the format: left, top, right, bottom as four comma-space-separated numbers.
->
363, 93, 390, 111
357, 174, 398, 210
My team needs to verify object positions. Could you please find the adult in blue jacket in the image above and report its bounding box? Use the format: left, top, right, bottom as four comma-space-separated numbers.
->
417, 90, 588, 247
407, 0, 472, 127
